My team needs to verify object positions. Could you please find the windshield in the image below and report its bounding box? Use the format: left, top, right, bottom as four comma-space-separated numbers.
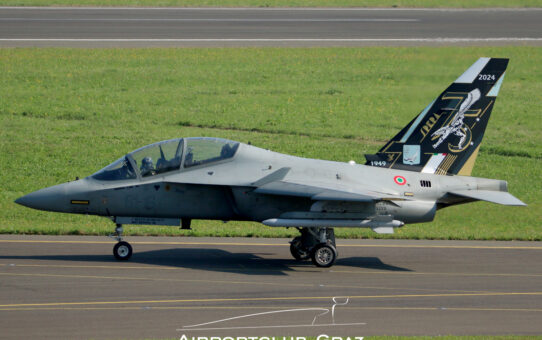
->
184, 138, 239, 168
91, 156, 136, 181
130, 139, 183, 178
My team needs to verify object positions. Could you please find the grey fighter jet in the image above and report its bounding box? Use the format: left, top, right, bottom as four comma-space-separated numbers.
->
16, 57, 525, 267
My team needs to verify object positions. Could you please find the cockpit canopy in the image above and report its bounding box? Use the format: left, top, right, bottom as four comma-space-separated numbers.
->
91, 137, 240, 181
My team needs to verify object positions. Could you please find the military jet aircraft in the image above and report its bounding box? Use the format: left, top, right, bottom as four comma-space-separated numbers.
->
16, 57, 525, 267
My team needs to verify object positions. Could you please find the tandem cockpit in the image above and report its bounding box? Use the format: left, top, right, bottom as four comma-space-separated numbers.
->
91, 137, 240, 181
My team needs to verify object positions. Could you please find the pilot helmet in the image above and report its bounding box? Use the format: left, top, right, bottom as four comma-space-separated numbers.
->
141, 156, 154, 170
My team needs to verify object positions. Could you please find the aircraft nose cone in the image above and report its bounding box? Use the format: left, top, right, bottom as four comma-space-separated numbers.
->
15, 184, 69, 212
15, 180, 89, 212
14, 195, 35, 208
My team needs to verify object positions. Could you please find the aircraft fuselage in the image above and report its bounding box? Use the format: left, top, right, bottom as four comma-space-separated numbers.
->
16, 142, 504, 226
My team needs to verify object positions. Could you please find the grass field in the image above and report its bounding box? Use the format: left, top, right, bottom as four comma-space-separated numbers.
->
0, 47, 540, 240
1, 0, 542, 7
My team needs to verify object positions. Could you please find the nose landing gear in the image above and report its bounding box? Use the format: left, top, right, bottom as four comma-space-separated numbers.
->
110, 224, 133, 260
289, 227, 337, 267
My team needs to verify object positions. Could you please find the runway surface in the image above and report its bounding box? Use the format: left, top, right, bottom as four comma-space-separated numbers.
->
1, 7, 542, 47
0, 235, 541, 339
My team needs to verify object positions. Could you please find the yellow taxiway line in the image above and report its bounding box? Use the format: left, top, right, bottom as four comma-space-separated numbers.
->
2, 263, 541, 278
1, 292, 541, 308
1, 306, 542, 312
0, 270, 500, 294
0, 239, 541, 250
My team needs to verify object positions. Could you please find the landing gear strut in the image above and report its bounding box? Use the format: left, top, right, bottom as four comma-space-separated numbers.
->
289, 227, 337, 267
110, 224, 132, 261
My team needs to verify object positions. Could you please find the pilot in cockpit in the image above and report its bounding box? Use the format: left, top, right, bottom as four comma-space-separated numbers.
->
140, 157, 156, 177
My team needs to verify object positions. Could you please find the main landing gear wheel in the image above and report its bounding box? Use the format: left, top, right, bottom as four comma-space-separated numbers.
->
290, 227, 338, 267
290, 237, 310, 261
113, 241, 132, 260
311, 243, 337, 268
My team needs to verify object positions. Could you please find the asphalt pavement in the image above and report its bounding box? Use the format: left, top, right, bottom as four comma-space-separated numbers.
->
0, 235, 541, 339
1, 7, 542, 47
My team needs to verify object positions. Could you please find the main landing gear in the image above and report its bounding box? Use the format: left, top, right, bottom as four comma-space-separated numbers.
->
110, 224, 133, 261
290, 227, 337, 268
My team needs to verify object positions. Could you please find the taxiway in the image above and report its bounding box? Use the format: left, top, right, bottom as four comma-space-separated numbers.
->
0, 235, 541, 338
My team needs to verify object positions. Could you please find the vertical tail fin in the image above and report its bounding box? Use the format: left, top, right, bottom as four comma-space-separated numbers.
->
365, 57, 508, 176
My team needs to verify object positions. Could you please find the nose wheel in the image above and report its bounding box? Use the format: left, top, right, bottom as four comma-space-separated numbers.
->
109, 223, 133, 261
113, 241, 133, 260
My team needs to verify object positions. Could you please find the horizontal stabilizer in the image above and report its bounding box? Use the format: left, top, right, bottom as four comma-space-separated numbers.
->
449, 190, 526, 206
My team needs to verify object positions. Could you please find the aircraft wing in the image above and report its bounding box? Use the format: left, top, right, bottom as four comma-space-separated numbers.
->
448, 190, 526, 206
252, 167, 403, 202
254, 181, 381, 202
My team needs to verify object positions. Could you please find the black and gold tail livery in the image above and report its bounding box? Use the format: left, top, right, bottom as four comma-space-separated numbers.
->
365, 57, 508, 176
